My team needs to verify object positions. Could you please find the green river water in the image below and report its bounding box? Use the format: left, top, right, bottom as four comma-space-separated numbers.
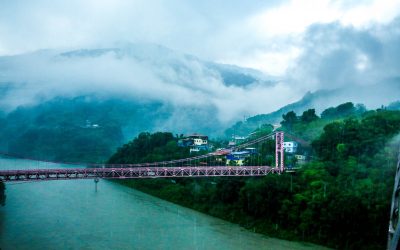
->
0, 157, 330, 250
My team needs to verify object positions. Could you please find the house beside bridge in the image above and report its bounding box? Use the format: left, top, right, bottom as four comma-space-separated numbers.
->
283, 141, 298, 153
226, 148, 257, 166
178, 133, 209, 153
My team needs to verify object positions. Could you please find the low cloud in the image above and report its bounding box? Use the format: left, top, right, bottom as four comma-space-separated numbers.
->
1, 14, 400, 125
0, 46, 300, 124
0, 1, 399, 126
285, 19, 400, 108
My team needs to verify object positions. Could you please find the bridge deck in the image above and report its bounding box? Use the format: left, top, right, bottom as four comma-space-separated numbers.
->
0, 166, 281, 182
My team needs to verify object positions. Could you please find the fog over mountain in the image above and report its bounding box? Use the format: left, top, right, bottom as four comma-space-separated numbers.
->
0, 0, 399, 136
0, 43, 290, 125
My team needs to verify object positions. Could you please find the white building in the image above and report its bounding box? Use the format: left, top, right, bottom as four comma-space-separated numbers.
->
283, 141, 298, 153
193, 138, 207, 145
294, 154, 307, 165
294, 154, 306, 160
186, 134, 208, 146
179, 134, 209, 153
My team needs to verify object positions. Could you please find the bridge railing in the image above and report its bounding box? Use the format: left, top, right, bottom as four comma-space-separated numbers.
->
0, 166, 281, 182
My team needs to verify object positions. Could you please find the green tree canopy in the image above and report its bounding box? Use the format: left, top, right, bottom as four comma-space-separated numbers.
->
108, 132, 192, 164
281, 111, 298, 130
300, 109, 319, 123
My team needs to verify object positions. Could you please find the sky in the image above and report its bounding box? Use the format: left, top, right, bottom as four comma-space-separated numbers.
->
0, 0, 400, 123
1, 0, 400, 75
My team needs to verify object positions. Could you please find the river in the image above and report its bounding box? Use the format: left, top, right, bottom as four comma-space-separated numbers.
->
0, 157, 329, 250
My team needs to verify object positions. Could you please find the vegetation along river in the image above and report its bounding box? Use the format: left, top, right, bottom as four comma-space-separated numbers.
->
0, 157, 329, 250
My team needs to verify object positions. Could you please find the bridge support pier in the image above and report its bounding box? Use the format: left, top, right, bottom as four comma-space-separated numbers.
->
94, 178, 99, 192
0, 180, 6, 206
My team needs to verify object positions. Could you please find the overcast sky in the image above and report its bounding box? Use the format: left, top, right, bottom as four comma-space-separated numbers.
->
1, 0, 399, 75
0, 0, 399, 123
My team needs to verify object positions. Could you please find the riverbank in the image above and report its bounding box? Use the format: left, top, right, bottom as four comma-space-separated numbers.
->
107, 112, 400, 250
114, 177, 332, 249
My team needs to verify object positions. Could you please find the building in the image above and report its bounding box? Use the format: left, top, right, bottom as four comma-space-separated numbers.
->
226, 151, 250, 166
283, 141, 298, 153
245, 147, 257, 154
178, 134, 208, 147
225, 148, 258, 166
228, 141, 236, 147
84, 119, 100, 128
272, 124, 281, 131
294, 154, 306, 160
186, 133, 208, 145
232, 135, 247, 144
294, 154, 307, 165
178, 133, 209, 153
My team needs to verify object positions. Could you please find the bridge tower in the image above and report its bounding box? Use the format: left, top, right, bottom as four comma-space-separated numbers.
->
275, 132, 284, 172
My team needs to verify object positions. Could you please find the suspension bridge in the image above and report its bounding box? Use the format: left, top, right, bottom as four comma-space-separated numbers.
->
0, 132, 284, 182
2, 130, 400, 249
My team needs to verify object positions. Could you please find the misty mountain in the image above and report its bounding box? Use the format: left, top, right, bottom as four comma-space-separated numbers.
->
1, 42, 398, 124
0, 95, 229, 161
60, 44, 277, 87
225, 84, 400, 137
0, 43, 282, 161
388, 100, 400, 110
0, 42, 282, 127
60, 43, 276, 87
0, 42, 399, 161
58, 44, 277, 89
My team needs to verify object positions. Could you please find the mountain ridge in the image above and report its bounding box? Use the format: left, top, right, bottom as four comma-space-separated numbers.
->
225, 86, 400, 137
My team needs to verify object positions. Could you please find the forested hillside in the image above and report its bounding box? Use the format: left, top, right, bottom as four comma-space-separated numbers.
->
109, 106, 400, 250
108, 132, 192, 164
0, 95, 221, 162
279, 102, 366, 141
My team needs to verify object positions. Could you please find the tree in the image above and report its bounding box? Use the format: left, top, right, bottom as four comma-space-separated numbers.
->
281, 111, 298, 130
108, 132, 190, 164
300, 109, 319, 123
336, 102, 355, 116
321, 102, 356, 119
215, 179, 245, 203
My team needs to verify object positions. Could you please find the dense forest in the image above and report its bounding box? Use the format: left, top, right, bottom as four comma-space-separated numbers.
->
0, 96, 133, 162
108, 132, 192, 164
108, 103, 400, 250
0, 95, 224, 162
